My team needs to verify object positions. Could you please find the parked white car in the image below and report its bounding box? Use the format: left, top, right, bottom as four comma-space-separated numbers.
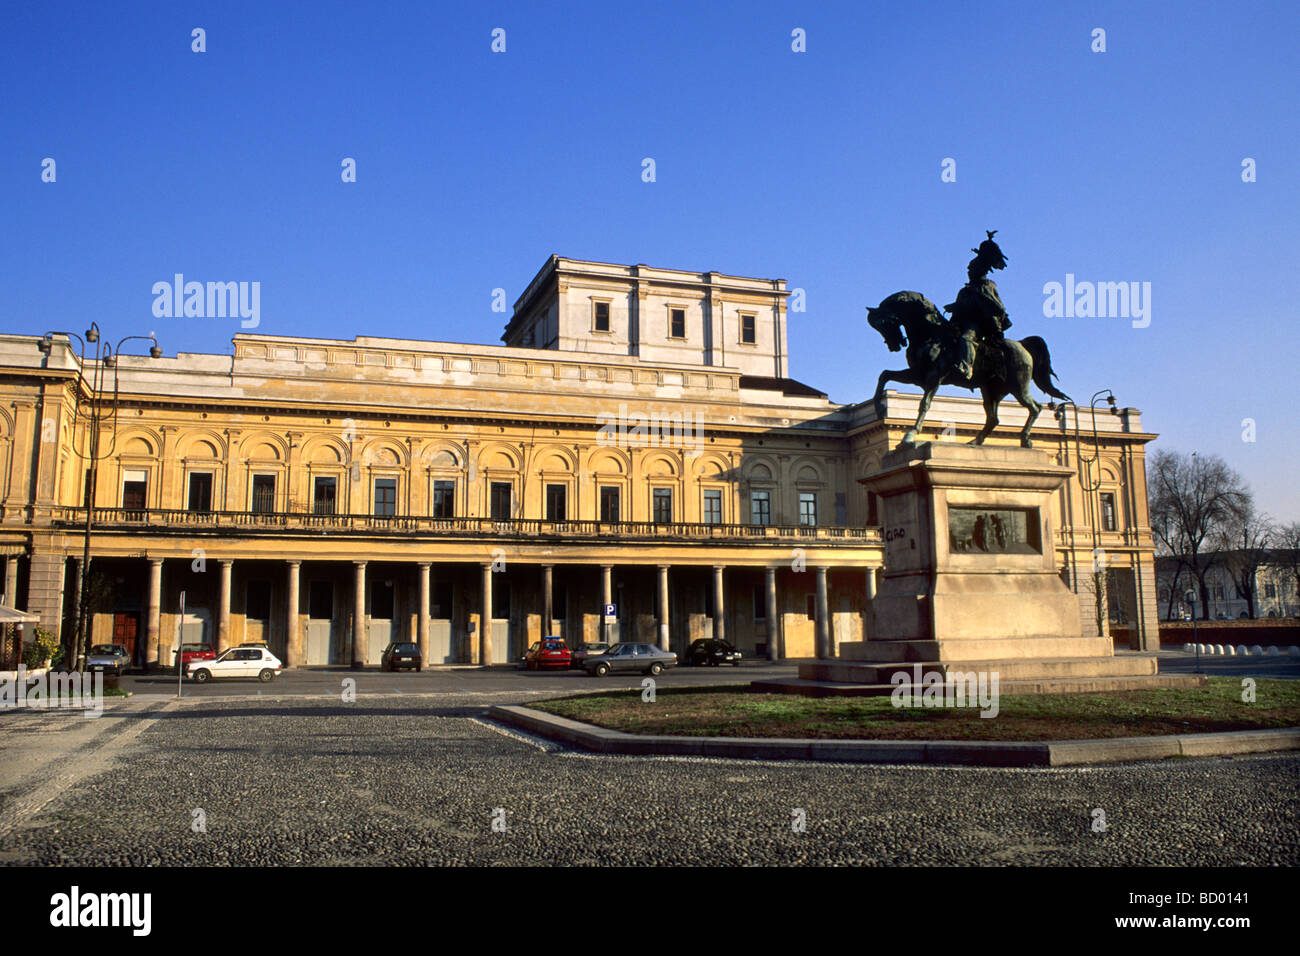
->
186, 647, 282, 683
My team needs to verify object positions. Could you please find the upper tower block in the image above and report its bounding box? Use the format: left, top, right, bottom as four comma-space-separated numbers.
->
501, 256, 790, 378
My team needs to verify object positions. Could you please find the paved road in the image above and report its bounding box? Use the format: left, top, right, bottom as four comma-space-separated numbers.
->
0, 690, 1295, 866
1154, 649, 1300, 680
117, 660, 788, 699
109, 651, 1300, 702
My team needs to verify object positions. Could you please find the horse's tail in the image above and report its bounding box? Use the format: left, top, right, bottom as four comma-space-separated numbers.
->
1020, 335, 1072, 403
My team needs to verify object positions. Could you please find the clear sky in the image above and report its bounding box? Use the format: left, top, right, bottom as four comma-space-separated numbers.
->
3, 1, 1297, 520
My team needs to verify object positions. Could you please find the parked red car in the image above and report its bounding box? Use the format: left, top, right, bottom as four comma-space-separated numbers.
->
524, 638, 571, 670
175, 642, 216, 671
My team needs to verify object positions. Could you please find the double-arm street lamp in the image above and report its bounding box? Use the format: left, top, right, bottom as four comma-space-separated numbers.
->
38, 324, 162, 672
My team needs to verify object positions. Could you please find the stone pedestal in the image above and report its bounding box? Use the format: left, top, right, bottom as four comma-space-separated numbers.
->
794, 442, 1165, 691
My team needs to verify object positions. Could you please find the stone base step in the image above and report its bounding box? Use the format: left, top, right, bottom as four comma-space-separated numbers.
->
801, 654, 1159, 685
839, 636, 1115, 663
752, 673, 1207, 698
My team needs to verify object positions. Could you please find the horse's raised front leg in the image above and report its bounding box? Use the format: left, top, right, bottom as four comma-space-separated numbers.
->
874, 369, 920, 421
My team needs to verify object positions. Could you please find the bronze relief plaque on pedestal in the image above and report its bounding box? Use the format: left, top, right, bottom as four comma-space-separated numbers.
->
948, 506, 1041, 555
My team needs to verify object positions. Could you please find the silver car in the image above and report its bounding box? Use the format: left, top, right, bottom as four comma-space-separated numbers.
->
584, 643, 677, 677
86, 644, 130, 676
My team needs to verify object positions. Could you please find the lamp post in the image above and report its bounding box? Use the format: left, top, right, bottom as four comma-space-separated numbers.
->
1054, 389, 1121, 633
38, 328, 162, 673
1186, 589, 1200, 674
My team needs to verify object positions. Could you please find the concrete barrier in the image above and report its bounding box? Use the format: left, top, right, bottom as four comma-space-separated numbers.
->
487, 705, 1300, 768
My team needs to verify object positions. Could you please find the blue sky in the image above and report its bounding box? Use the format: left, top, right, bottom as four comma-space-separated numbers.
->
3, 1, 1297, 519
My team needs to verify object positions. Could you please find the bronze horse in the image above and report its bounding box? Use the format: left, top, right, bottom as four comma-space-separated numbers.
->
867, 291, 1071, 447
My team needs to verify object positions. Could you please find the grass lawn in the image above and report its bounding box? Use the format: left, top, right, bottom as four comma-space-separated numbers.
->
530, 679, 1300, 742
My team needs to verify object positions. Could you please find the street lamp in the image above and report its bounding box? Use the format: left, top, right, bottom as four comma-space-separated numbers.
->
38, 327, 162, 672
1186, 588, 1200, 674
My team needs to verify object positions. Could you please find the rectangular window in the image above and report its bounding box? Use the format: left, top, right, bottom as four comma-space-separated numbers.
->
703, 489, 722, 525
600, 485, 621, 523
187, 473, 212, 512
653, 488, 672, 524
431, 579, 453, 619
374, 477, 397, 516
806, 594, 816, 620
593, 301, 610, 332
754, 586, 766, 620
122, 469, 148, 510
246, 580, 271, 620
551, 583, 566, 621
491, 578, 510, 619
1100, 492, 1117, 532
432, 480, 455, 518
308, 581, 332, 619
670, 308, 686, 339
741, 314, 756, 344
370, 581, 394, 620
799, 492, 817, 526
490, 482, 512, 520
545, 484, 567, 521
251, 474, 276, 514
313, 476, 337, 515
751, 490, 771, 526
1265, 583, 1276, 598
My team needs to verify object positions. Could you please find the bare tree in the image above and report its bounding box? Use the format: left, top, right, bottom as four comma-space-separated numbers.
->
1155, 559, 1188, 620
1217, 508, 1272, 618
1148, 449, 1251, 619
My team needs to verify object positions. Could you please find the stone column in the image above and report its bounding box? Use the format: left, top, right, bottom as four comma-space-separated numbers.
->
285, 561, 301, 667
217, 560, 233, 653
863, 567, 878, 642
146, 558, 163, 669
352, 561, 367, 668
480, 562, 493, 665
542, 565, 553, 636
765, 566, 780, 660
712, 565, 726, 644
4, 556, 18, 607
815, 566, 830, 659
601, 564, 613, 644
417, 562, 431, 662
656, 565, 670, 651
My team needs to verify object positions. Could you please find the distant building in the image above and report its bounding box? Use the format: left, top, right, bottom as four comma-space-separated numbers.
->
0, 256, 1163, 668
1155, 551, 1300, 620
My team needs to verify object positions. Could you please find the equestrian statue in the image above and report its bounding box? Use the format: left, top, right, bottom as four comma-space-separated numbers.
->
867, 231, 1071, 448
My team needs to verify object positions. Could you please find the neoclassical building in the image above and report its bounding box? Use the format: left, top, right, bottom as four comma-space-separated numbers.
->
0, 255, 1161, 667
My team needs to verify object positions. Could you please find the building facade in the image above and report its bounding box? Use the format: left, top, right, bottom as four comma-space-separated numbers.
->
0, 256, 1162, 667
1156, 553, 1300, 620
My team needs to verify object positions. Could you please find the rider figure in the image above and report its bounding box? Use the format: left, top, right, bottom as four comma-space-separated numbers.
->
946, 231, 1012, 381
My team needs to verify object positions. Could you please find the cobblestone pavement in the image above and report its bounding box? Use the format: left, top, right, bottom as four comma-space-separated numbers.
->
1, 694, 1295, 866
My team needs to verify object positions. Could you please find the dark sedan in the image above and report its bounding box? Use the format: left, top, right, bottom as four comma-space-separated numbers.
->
685, 638, 743, 667
584, 643, 677, 677
570, 641, 610, 669
381, 642, 423, 672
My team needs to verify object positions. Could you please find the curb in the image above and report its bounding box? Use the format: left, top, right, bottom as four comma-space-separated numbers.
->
487, 704, 1300, 767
